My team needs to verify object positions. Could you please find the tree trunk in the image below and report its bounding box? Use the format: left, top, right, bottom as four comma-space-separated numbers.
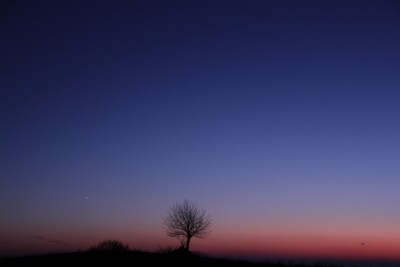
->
185, 236, 191, 251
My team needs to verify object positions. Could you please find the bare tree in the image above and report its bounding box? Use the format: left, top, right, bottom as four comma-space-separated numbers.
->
163, 199, 212, 251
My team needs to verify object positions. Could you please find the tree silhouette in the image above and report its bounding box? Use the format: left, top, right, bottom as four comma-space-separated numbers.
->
163, 199, 212, 251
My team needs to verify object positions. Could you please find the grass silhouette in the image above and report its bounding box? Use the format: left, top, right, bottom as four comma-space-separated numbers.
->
0, 240, 342, 267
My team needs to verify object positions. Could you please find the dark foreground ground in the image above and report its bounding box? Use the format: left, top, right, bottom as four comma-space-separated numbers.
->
0, 249, 345, 267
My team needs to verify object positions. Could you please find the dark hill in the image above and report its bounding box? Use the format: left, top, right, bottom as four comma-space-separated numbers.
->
0, 249, 340, 267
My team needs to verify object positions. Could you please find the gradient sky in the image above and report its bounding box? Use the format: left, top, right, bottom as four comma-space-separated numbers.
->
1, 0, 400, 262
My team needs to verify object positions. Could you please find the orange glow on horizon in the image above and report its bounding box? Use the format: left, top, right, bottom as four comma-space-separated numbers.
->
193, 222, 400, 262
2, 221, 400, 262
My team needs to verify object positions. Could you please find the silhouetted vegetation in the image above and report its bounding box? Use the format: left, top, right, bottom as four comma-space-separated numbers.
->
163, 199, 212, 251
0, 240, 345, 267
89, 239, 130, 252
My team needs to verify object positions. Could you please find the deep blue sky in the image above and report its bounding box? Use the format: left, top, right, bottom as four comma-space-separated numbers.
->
2, 0, 400, 260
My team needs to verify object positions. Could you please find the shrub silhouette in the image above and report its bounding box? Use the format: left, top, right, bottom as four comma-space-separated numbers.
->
89, 239, 129, 252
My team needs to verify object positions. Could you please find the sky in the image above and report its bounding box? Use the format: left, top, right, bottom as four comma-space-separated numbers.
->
1, 0, 400, 263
